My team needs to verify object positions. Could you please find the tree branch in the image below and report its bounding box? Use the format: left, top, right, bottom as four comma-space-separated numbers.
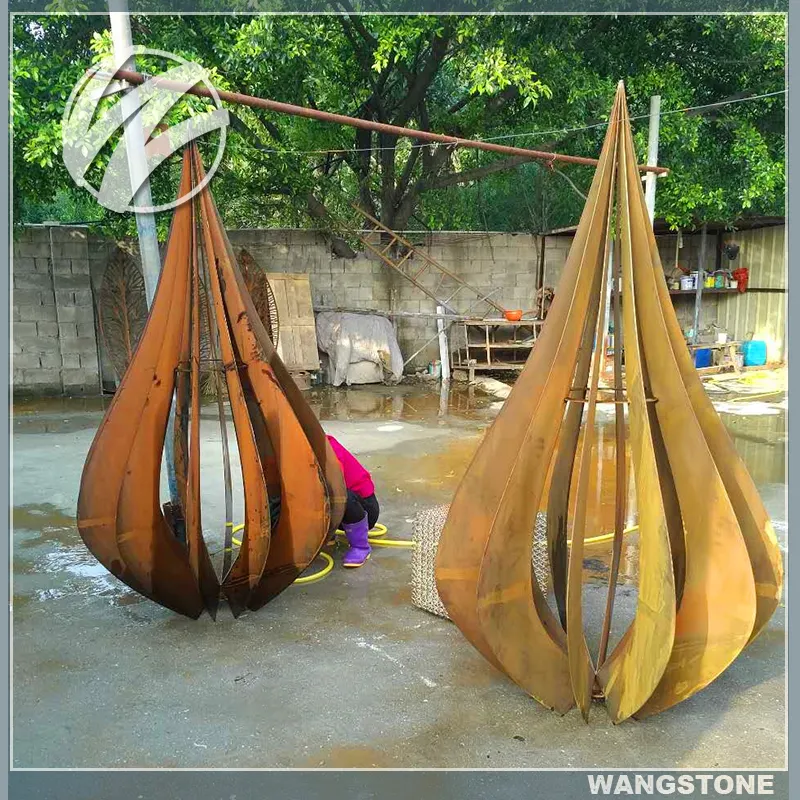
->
550, 167, 588, 201
393, 27, 453, 128
427, 155, 532, 190
229, 112, 357, 257
396, 144, 423, 198
335, 1, 378, 50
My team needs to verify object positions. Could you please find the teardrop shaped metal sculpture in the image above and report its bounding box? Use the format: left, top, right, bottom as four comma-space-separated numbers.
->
435, 83, 782, 721
77, 146, 346, 619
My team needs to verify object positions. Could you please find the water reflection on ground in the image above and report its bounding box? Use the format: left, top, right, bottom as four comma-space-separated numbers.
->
13, 378, 786, 591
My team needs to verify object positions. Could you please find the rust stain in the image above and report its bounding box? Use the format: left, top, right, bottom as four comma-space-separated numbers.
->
301, 745, 396, 768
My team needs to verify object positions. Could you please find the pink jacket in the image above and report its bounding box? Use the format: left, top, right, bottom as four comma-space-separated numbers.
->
327, 435, 375, 498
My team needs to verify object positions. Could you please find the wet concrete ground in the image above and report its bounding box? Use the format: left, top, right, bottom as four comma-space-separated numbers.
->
12, 381, 786, 769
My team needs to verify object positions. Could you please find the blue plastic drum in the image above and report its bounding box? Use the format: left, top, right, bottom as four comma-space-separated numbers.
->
741, 340, 767, 367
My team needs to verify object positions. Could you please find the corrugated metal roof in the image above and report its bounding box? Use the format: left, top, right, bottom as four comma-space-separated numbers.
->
543, 216, 785, 237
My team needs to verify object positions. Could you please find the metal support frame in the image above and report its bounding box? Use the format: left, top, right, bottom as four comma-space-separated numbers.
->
108, 69, 668, 177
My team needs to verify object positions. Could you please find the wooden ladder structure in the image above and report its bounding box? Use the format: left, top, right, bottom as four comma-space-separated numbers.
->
333, 203, 507, 318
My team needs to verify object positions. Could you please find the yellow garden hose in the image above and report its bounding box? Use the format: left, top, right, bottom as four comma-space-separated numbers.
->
232, 521, 638, 549
226, 521, 639, 588
334, 522, 415, 549
293, 551, 334, 584
573, 524, 639, 546
229, 523, 334, 586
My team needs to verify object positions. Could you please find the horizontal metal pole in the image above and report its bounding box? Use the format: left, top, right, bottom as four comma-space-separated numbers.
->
111, 68, 669, 175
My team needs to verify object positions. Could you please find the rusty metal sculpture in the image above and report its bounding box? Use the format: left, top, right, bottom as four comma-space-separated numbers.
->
77, 145, 346, 619
435, 83, 782, 722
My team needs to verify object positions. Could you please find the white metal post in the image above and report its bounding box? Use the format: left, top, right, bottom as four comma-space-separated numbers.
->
109, 3, 162, 303
644, 95, 661, 225
693, 223, 708, 345
436, 305, 451, 382
109, 3, 178, 503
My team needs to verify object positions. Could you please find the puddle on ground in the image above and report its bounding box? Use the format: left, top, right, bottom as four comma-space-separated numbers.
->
365, 435, 485, 504
300, 745, 396, 768
11, 382, 785, 613
13, 396, 110, 416
13, 396, 111, 434
306, 382, 494, 424
12, 503, 141, 610
299, 745, 395, 769
13, 504, 76, 536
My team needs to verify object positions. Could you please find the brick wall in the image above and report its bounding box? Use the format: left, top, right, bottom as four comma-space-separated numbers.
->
13, 226, 101, 396
12, 223, 720, 395
223, 229, 557, 369
392, 231, 564, 367
225, 229, 391, 312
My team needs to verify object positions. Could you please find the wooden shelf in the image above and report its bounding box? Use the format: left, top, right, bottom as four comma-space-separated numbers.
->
464, 343, 534, 349
452, 318, 539, 378
486, 343, 536, 349
462, 319, 544, 326
669, 288, 738, 296
461, 363, 526, 371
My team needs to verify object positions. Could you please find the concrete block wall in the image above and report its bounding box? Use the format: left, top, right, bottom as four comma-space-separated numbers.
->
86, 234, 123, 392
10, 225, 586, 393
226, 229, 392, 312
13, 226, 101, 396
15, 223, 722, 394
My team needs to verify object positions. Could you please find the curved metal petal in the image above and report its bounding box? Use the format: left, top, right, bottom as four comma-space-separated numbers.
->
565, 138, 616, 721
621, 121, 758, 721
437, 82, 776, 721
76, 162, 186, 599
79, 146, 340, 618
648, 219, 782, 645
111, 151, 205, 618
185, 205, 220, 618
436, 91, 623, 713
193, 161, 272, 618
597, 96, 677, 722
190, 149, 333, 611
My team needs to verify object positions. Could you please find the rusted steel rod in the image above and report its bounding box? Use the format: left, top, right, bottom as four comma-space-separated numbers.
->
111, 68, 669, 175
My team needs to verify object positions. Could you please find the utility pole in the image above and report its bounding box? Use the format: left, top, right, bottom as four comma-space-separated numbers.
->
109, 3, 162, 304
109, 2, 178, 503
644, 95, 661, 225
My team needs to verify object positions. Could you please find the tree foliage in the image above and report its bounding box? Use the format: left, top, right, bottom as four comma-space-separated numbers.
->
12, 13, 785, 239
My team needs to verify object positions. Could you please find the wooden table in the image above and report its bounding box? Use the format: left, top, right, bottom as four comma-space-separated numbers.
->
688, 340, 742, 375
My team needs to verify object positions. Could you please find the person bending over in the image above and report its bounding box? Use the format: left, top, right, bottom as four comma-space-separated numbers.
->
327, 435, 380, 568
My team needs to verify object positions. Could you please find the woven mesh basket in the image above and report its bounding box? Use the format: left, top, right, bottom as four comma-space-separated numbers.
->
411, 504, 551, 620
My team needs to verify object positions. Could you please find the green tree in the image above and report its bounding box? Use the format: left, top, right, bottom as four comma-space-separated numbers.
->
12, 13, 785, 239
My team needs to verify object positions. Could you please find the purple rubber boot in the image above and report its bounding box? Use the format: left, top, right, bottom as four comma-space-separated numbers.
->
342, 513, 371, 568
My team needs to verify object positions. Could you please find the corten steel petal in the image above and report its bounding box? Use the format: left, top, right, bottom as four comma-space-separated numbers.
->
191, 152, 345, 551
189, 148, 337, 611
77, 145, 345, 618
79, 151, 204, 618
436, 90, 623, 713
436, 83, 782, 721
596, 105, 677, 722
